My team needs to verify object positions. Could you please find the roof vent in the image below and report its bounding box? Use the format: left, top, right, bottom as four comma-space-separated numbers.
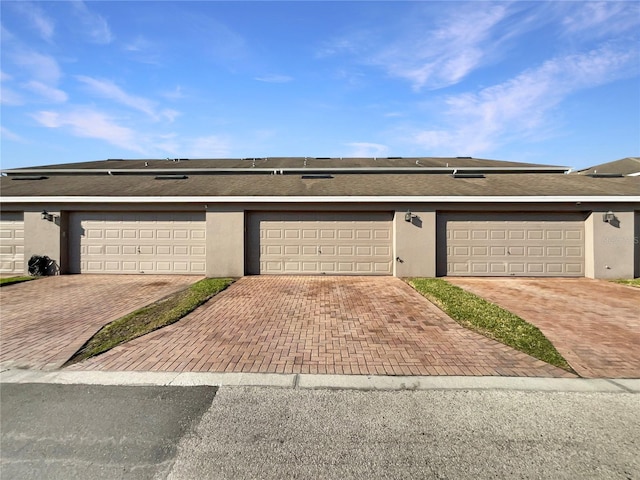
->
107, 159, 124, 161
315, 157, 331, 160
155, 175, 188, 180
456, 156, 473, 159
11, 176, 49, 181
452, 172, 485, 179
387, 156, 403, 159
587, 172, 623, 178
301, 174, 334, 179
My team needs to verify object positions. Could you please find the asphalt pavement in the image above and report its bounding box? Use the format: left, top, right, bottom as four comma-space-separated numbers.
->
1, 377, 638, 479
0, 384, 216, 479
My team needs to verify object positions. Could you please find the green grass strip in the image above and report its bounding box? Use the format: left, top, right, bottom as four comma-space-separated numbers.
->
612, 278, 640, 288
408, 278, 573, 372
65, 277, 234, 366
0, 276, 36, 287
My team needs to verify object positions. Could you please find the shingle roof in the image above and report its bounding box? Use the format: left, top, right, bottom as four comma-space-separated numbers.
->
575, 157, 640, 176
2, 157, 638, 198
2, 172, 638, 197
12, 156, 564, 170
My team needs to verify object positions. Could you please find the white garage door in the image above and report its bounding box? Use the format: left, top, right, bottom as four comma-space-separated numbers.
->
69, 212, 206, 274
440, 213, 585, 277
0, 212, 24, 275
247, 212, 393, 275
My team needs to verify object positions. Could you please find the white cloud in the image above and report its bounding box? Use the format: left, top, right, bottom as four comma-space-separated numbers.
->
161, 86, 186, 101
255, 74, 293, 83
0, 87, 24, 106
563, 2, 640, 37
12, 2, 55, 42
373, 4, 510, 91
12, 50, 62, 83
71, 0, 113, 44
32, 109, 145, 153
346, 142, 389, 158
76, 76, 168, 120
1, 126, 27, 143
411, 45, 639, 154
22, 81, 68, 103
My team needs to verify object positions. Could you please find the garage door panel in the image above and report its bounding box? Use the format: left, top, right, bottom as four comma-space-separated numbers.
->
442, 214, 585, 277
0, 212, 24, 274
70, 212, 205, 274
248, 212, 393, 275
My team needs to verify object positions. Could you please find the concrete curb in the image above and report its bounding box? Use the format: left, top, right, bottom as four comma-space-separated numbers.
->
1, 369, 638, 393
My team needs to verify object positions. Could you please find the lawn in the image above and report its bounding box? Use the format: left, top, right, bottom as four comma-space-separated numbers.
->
0, 276, 36, 287
65, 277, 234, 365
408, 278, 573, 372
612, 278, 640, 288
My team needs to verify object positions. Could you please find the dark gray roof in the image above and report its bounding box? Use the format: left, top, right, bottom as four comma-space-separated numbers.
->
575, 157, 640, 176
2, 156, 637, 198
6, 156, 566, 171
2, 172, 638, 197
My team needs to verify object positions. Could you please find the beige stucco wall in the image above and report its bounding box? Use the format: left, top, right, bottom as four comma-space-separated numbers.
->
206, 208, 245, 277
635, 211, 640, 278
393, 208, 436, 277
22, 209, 65, 274
6, 200, 639, 279
585, 209, 636, 279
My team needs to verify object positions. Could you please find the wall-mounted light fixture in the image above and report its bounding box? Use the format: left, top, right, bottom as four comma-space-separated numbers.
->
41, 210, 54, 222
602, 211, 615, 223
405, 210, 413, 222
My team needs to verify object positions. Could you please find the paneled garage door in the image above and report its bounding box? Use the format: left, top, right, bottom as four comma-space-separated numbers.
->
0, 212, 24, 274
69, 212, 206, 274
439, 213, 585, 277
247, 212, 393, 275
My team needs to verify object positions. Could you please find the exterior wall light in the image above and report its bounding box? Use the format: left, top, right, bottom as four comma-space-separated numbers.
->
602, 211, 615, 223
405, 210, 413, 222
41, 210, 54, 222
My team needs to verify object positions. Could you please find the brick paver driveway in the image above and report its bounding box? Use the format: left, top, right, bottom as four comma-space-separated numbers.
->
71, 276, 573, 377
447, 278, 640, 378
0, 275, 196, 370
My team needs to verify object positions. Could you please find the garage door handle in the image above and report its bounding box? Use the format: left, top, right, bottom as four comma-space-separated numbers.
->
318, 247, 322, 254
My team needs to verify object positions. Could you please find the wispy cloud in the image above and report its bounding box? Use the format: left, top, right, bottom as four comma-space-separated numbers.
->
160, 86, 186, 101
76, 76, 178, 122
11, 2, 55, 42
122, 35, 163, 65
562, 2, 640, 37
255, 74, 293, 83
71, 0, 113, 44
11, 50, 62, 83
1, 126, 27, 143
32, 108, 145, 153
346, 142, 389, 158
411, 44, 639, 154
319, 3, 519, 91
0, 87, 23, 106
22, 80, 68, 103
375, 4, 511, 90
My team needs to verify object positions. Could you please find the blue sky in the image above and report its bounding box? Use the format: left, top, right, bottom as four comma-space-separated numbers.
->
1, 1, 639, 170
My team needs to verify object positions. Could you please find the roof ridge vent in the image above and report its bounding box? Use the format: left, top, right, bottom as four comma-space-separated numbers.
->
587, 172, 623, 178
452, 172, 485, 179
155, 174, 188, 180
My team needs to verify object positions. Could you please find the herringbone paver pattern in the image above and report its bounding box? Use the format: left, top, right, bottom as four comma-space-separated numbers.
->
447, 278, 640, 378
71, 276, 573, 377
0, 275, 196, 369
